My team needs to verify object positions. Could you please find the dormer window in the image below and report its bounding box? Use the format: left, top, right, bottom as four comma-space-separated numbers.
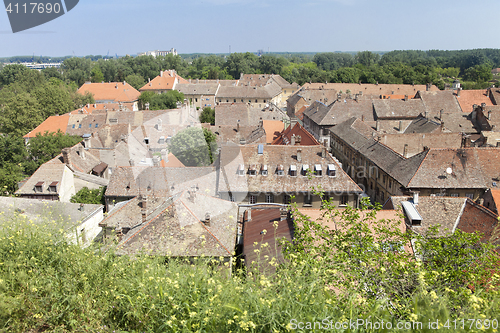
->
261, 164, 268, 176
302, 164, 310, 176
249, 165, 257, 176
48, 181, 58, 193
159, 136, 165, 144
277, 165, 284, 176
35, 181, 44, 192
290, 165, 297, 177
327, 164, 336, 177
315, 164, 322, 177
144, 137, 150, 145
237, 164, 245, 176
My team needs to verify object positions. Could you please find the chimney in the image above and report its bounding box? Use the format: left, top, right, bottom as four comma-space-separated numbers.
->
115, 84, 118, 89
79, 145, 85, 159
439, 109, 444, 120
376, 120, 380, 132
457, 88, 461, 97
203, 213, 211, 227
322, 146, 327, 158
160, 71, 163, 77
424, 111, 428, 119
413, 191, 419, 205
148, 78, 151, 83
403, 144, 409, 158
291, 134, 296, 146
259, 117, 263, 128
361, 115, 365, 121
141, 209, 146, 224
62, 148, 71, 166
488, 110, 492, 120
297, 148, 302, 162
236, 121, 240, 132
404, 95, 408, 101
426, 83, 431, 91
129, 159, 135, 166
157, 118, 162, 131
290, 117, 298, 128
116, 227, 123, 242
399, 121, 403, 133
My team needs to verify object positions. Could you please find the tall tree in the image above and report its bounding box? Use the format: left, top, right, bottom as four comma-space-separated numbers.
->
169, 127, 211, 167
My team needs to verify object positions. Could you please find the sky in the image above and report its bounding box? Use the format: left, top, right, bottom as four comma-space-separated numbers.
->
0, 0, 499, 57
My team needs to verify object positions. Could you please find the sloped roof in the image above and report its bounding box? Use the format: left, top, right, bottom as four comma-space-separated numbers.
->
262, 120, 284, 143
388, 195, 467, 236
373, 99, 426, 119
379, 132, 463, 158
330, 117, 428, 186
216, 81, 282, 99
272, 122, 320, 146
301, 83, 439, 96
115, 191, 238, 257
406, 148, 500, 189
218, 144, 362, 194
404, 117, 441, 134
15, 160, 70, 196
77, 82, 140, 102
417, 90, 462, 116
302, 101, 332, 125
24, 115, 70, 139
160, 154, 185, 168
305, 99, 375, 126
176, 83, 219, 95
457, 89, 494, 113
214, 103, 284, 127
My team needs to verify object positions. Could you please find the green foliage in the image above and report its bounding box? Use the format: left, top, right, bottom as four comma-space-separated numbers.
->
90, 65, 104, 83
24, 131, 83, 175
199, 106, 215, 125
203, 128, 217, 164
169, 127, 211, 166
124, 74, 146, 90
138, 90, 184, 110
0, 135, 27, 195
70, 186, 106, 205
0, 64, 29, 87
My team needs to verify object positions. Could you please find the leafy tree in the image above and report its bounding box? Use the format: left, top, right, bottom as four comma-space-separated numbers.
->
0, 64, 29, 87
90, 65, 104, 83
125, 74, 145, 90
0, 135, 28, 195
139, 90, 184, 110
355, 51, 380, 67
24, 131, 82, 175
41, 67, 63, 80
169, 127, 211, 167
70, 186, 106, 205
203, 128, 217, 164
61, 57, 92, 86
199, 107, 215, 125
0, 90, 43, 136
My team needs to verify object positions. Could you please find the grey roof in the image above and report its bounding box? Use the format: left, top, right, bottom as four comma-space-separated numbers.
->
303, 99, 375, 127
214, 103, 285, 127
302, 101, 332, 125
217, 144, 362, 194
379, 132, 463, 158
216, 81, 282, 99
330, 117, 428, 186
387, 196, 467, 237
0, 196, 102, 231
373, 99, 426, 119
176, 83, 219, 95
15, 160, 69, 196
114, 191, 238, 257
404, 117, 440, 134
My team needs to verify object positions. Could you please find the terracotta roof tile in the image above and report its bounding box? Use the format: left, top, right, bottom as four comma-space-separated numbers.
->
24, 115, 70, 138
272, 122, 320, 146
456, 89, 494, 113
262, 120, 284, 143
77, 82, 140, 103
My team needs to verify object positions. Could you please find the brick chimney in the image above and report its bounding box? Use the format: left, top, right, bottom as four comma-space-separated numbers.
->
322, 146, 327, 158
62, 148, 71, 166
203, 213, 211, 227
297, 148, 302, 162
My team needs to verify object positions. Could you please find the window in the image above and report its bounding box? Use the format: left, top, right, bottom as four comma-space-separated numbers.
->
144, 138, 150, 145
34, 181, 44, 193
327, 164, 336, 177
449, 193, 459, 197
340, 195, 349, 206
261, 164, 268, 176
303, 193, 312, 206
302, 165, 309, 176
283, 194, 291, 204
241, 99, 244, 102
290, 165, 297, 177
78, 124, 82, 128
48, 181, 58, 193
315, 164, 322, 176
255, 99, 258, 103
195, 98, 198, 102
249, 165, 257, 176
95, 124, 98, 128
72, 124, 75, 129
234, 99, 236, 102
265, 194, 274, 203
237, 164, 245, 176
277, 165, 284, 176
249, 195, 257, 204
88, 124, 92, 128
389, 180, 392, 189
465, 193, 474, 199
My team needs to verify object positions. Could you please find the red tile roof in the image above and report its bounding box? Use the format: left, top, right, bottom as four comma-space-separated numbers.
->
139, 70, 188, 91
262, 120, 284, 143
456, 89, 494, 113
272, 122, 320, 146
160, 153, 185, 168
77, 82, 140, 103
24, 115, 70, 139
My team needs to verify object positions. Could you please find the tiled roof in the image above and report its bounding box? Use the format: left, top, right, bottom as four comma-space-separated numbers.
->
295, 105, 308, 120
456, 89, 494, 113
404, 117, 440, 134
176, 83, 219, 95
114, 191, 238, 257
77, 82, 140, 103
262, 120, 284, 144
0, 197, 102, 230
66, 114, 107, 137
217, 144, 362, 194
302, 101, 332, 125
208, 124, 267, 145
214, 103, 285, 127
406, 148, 500, 189
373, 99, 426, 119
160, 154, 185, 168
304, 99, 375, 126
388, 196, 467, 236
417, 90, 462, 116
301, 83, 439, 96
457, 199, 499, 243
15, 160, 70, 196
379, 132, 463, 158
239, 74, 299, 89
272, 122, 320, 146
331, 118, 428, 186
216, 81, 282, 99
24, 115, 70, 138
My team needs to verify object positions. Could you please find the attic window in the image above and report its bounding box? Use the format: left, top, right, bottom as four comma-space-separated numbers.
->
327, 164, 336, 177
159, 136, 165, 144
302, 164, 310, 176
249, 165, 257, 176
35, 181, 44, 192
315, 164, 322, 177
48, 181, 58, 192
277, 165, 284, 176
261, 164, 268, 176
290, 164, 297, 177
237, 164, 245, 176
144, 137, 150, 145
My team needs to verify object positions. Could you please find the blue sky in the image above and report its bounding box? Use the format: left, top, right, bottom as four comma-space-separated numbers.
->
1, 0, 499, 57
